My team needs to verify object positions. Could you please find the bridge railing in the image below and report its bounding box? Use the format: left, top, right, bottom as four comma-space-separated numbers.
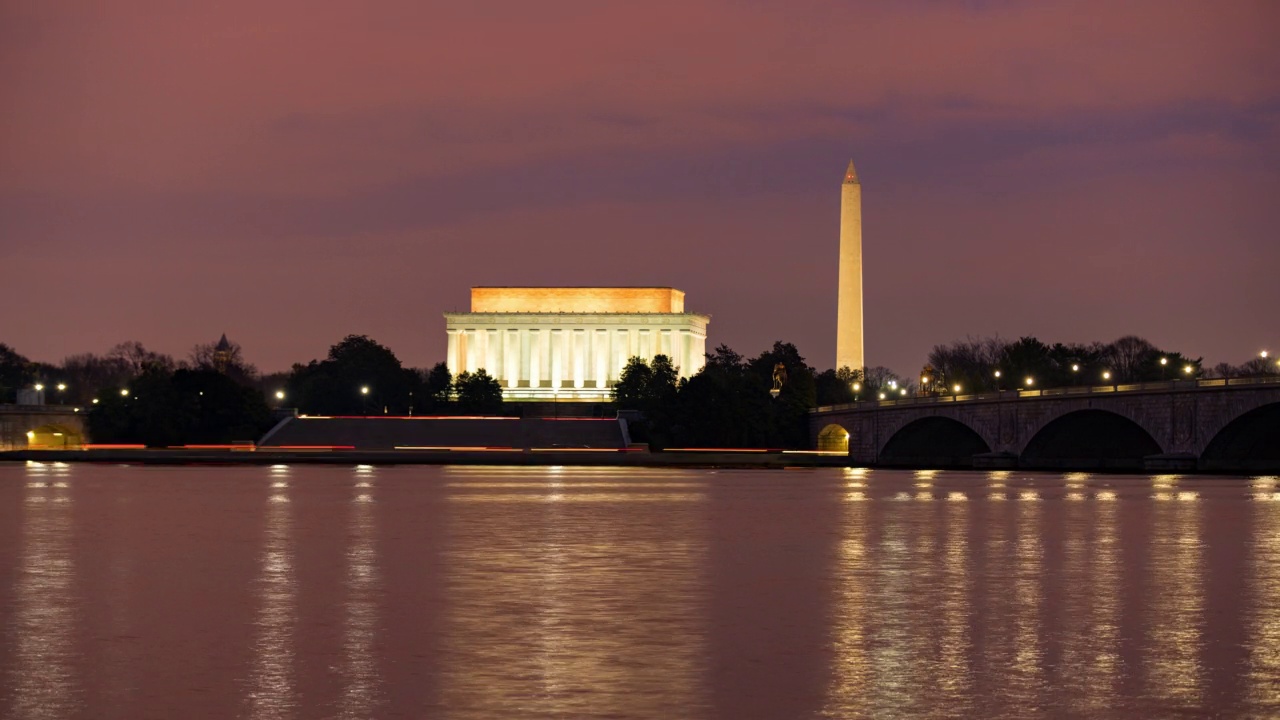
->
812, 374, 1280, 414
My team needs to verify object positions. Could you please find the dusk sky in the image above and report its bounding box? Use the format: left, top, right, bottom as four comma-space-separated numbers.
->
3, 1, 1277, 376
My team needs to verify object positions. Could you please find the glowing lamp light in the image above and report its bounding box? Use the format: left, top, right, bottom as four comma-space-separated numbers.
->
851, 382, 861, 391
900, 388, 907, 396
1160, 357, 1168, 366
1262, 350, 1270, 359
1071, 364, 1080, 372
994, 370, 1001, 378
1102, 371, 1112, 381
360, 386, 370, 395
1184, 365, 1193, 375
878, 393, 886, 400
34, 383, 44, 391
275, 390, 286, 400
92, 398, 99, 404
1025, 377, 1035, 386
57, 383, 67, 391
953, 384, 962, 393
120, 389, 130, 397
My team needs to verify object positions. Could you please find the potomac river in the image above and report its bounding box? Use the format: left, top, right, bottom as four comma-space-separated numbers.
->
1, 463, 1278, 719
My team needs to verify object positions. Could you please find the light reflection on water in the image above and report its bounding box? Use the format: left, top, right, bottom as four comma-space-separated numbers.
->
5, 463, 80, 719
246, 467, 296, 720
1, 465, 1279, 718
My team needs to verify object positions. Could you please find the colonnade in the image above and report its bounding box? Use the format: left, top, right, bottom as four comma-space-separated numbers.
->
445, 320, 707, 397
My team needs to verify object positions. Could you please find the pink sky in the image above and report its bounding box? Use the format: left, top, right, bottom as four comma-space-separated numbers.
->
2, 1, 1277, 375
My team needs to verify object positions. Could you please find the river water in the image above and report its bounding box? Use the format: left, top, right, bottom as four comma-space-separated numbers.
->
1, 463, 1277, 719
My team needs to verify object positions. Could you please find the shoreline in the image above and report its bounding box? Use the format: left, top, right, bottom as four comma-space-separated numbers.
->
0, 448, 849, 468
1, 448, 1272, 473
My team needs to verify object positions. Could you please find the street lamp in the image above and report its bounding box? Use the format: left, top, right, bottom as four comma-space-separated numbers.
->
900, 388, 907, 396
851, 382, 861, 401
34, 383, 44, 392
953, 384, 962, 394
120, 388, 130, 397
878, 392, 886, 400
275, 390, 285, 401
1183, 365, 1194, 376
1025, 377, 1035, 387
360, 386, 370, 395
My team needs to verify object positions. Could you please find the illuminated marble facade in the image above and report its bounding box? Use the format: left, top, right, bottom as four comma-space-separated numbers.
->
444, 287, 709, 400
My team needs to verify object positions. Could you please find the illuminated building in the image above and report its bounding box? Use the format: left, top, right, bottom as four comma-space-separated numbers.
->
836, 159, 865, 373
444, 287, 710, 400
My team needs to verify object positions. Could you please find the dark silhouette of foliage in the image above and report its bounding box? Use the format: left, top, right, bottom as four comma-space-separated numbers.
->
87, 367, 272, 446
454, 369, 504, 413
286, 335, 417, 415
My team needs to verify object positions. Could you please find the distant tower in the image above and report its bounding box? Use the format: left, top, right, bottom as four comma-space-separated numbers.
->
213, 333, 234, 372
836, 159, 865, 372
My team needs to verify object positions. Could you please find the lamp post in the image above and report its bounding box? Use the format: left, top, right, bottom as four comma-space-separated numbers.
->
56, 383, 67, 405
1159, 357, 1168, 382
994, 370, 1002, 392
360, 385, 370, 416
851, 382, 861, 402
1024, 377, 1035, 389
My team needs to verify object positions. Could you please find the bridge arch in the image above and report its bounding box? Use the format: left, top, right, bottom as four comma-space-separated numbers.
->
27, 424, 84, 450
1201, 402, 1280, 471
879, 416, 990, 468
1021, 409, 1161, 470
816, 424, 850, 453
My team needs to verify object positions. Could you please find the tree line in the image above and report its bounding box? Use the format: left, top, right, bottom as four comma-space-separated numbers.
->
613, 341, 878, 450
0, 335, 502, 446
2, 331, 1273, 448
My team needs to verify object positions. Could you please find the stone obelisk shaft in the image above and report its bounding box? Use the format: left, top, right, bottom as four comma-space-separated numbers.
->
836, 160, 864, 373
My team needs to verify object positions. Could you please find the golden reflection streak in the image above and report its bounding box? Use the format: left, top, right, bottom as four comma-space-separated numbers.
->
821, 480, 869, 717
247, 471, 296, 720
448, 493, 703, 503
1060, 474, 1119, 714
338, 475, 381, 719
442, 473, 708, 717
7, 464, 79, 719
860, 509, 930, 715
1147, 476, 1203, 704
1249, 476, 1280, 708
936, 487, 972, 710
1009, 485, 1046, 706
444, 482, 704, 489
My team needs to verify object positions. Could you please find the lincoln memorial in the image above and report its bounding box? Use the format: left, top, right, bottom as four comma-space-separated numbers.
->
444, 287, 710, 400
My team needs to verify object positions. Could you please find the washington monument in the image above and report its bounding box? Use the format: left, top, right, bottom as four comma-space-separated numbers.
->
836, 159, 865, 372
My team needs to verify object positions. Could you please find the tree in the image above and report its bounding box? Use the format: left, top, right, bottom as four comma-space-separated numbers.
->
60, 352, 133, 404
815, 368, 857, 406
87, 366, 272, 446
0, 343, 33, 403
190, 338, 259, 385
108, 341, 175, 375
421, 362, 453, 409
613, 356, 655, 410
454, 369, 504, 413
285, 335, 416, 415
